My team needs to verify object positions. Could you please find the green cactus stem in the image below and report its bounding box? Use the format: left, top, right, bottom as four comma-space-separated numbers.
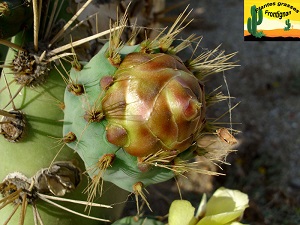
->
0, 1, 129, 224
0, 44, 127, 224
247, 5, 264, 38
112, 216, 164, 225
284, 19, 291, 31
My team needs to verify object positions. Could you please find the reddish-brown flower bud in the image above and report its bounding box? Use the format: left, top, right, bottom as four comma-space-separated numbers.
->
102, 52, 206, 157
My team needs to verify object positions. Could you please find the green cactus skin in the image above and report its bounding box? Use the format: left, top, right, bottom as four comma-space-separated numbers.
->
112, 216, 164, 225
0, 40, 127, 224
284, 19, 291, 31
247, 5, 264, 37
0, 0, 33, 39
63, 43, 175, 193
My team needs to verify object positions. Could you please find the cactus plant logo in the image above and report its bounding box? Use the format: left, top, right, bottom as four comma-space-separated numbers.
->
244, 0, 300, 41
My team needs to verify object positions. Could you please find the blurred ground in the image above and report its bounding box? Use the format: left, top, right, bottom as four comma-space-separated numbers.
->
121, 1, 300, 224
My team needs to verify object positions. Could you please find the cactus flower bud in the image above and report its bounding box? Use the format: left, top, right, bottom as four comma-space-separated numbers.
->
102, 52, 206, 157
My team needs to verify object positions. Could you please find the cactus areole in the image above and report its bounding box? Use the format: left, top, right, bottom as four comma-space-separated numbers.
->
103, 52, 206, 157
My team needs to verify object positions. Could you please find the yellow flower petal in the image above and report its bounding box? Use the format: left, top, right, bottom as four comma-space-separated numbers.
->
169, 200, 195, 225
196, 210, 244, 225
205, 187, 249, 216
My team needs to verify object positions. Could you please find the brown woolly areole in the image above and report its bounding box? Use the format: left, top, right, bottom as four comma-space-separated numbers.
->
12, 50, 50, 87
0, 110, 26, 142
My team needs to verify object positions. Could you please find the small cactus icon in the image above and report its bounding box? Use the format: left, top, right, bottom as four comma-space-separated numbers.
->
284, 19, 291, 31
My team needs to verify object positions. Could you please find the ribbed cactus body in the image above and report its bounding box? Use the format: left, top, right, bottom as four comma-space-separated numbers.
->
0, 47, 100, 225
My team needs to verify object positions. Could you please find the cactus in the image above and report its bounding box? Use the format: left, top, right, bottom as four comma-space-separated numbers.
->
284, 19, 291, 31
62, 6, 238, 213
62, 43, 177, 208
247, 5, 265, 38
0, 1, 239, 224
0, 41, 127, 225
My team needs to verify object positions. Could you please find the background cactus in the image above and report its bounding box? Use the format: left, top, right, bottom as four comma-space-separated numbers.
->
0, 0, 33, 39
284, 19, 291, 31
0, 1, 238, 224
247, 5, 265, 38
0, 38, 127, 224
